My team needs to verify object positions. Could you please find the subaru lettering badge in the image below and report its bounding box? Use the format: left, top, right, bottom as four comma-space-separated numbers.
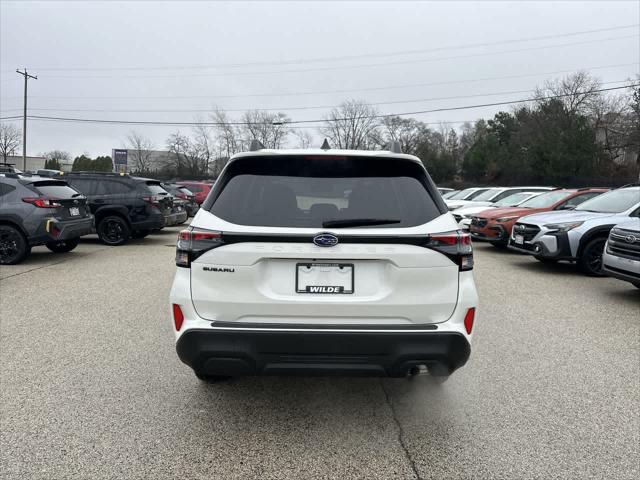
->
313, 233, 339, 247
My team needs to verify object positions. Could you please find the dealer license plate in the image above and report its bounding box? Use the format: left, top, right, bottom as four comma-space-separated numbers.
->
69, 207, 80, 216
514, 234, 524, 245
296, 263, 354, 294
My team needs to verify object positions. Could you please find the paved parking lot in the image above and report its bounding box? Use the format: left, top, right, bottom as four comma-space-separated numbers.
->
1, 227, 638, 480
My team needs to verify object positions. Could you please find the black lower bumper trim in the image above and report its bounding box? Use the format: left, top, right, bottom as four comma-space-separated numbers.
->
603, 264, 640, 285
176, 329, 471, 378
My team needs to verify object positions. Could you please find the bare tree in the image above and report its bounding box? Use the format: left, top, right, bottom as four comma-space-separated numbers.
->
240, 110, 291, 149
534, 71, 601, 115
126, 131, 155, 173
211, 108, 241, 159
166, 131, 202, 176
293, 129, 314, 149
378, 116, 425, 155
0, 123, 21, 162
192, 118, 215, 175
319, 100, 380, 150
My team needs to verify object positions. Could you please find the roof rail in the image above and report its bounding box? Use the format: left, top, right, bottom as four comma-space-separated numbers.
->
617, 182, 640, 189
386, 141, 402, 153
60, 171, 127, 176
249, 140, 265, 151
320, 138, 331, 150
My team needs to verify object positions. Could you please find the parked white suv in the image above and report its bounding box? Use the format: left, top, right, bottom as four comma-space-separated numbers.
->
169, 147, 478, 382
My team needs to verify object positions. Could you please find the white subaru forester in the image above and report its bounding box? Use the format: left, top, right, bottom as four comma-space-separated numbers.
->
169, 147, 478, 382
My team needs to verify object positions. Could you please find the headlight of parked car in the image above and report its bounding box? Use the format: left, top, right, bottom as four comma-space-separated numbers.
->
495, 216, 518, 222
543, 221, 584, 232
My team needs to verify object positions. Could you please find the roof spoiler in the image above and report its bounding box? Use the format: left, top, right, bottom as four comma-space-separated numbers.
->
249, 140, 265, 151
385, 141, 402, 153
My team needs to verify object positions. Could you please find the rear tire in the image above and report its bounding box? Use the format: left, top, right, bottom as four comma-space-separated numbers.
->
0, 225, 30, 265
45, 238, 79, 253
578, 237, 607, 276
97, 215, 131, 246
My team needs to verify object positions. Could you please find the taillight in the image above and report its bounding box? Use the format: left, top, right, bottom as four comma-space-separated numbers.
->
172, 304, 184, 331
142, 195, 162, 205
176, 227, 223, 267
22, 197, 61, 208
464, 307, 476, 334
425, 230, 473, 271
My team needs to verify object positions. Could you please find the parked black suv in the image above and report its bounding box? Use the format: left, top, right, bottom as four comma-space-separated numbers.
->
58, 172, 172, 245
0, 174, 93, 264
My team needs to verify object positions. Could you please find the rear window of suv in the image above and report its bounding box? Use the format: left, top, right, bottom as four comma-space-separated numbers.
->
30, 181, 81, 199
207, 155, 442, 228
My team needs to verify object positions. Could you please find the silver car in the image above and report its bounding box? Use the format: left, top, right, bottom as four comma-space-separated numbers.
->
508, 186, 640, 275
602, 219, 640, 288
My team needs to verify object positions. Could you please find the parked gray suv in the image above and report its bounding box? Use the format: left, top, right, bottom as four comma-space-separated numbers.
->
0, 174, 94, 264
508, 186, 640, 275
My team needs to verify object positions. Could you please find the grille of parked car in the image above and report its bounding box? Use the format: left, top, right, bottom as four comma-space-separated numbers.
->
471, 217, 487, 227
607, 228, 640, 261
513, 223, 540, 241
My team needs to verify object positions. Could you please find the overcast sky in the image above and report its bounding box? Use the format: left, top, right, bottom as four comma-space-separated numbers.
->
1, 0, 638, 158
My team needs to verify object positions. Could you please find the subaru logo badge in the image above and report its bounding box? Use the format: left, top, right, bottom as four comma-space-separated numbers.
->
313, 233, 339, 247
624, 235, 638, 244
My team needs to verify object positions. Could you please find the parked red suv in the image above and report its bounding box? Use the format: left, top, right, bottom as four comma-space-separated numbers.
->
175, 181, 212, 205
469, 188, 608, 246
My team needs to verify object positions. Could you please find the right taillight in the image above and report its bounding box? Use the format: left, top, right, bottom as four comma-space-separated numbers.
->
425, 230, 473, 271
175, 227, 223, 267
464, 307, 476, 334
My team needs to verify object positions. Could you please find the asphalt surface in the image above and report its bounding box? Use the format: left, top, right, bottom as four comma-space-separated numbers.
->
1, 227, 638, 480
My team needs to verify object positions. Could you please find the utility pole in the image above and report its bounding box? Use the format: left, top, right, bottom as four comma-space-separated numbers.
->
16, 69, 37, 171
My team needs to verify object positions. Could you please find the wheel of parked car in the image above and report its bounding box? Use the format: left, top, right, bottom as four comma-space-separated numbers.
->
0, 225, 31, 265
131, 229, 152, 239
534, 256, 558, 264
578, 237, 607, 276
45, 238, 80, 253
97, 215, 131, 246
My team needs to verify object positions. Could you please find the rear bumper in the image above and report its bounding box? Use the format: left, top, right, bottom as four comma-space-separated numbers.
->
29, 216, 94, 245
164, 210, 188, 227
176, 328, 471, 377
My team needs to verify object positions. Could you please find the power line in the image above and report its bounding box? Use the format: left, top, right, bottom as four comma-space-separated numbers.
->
2, 62, 637, 101
1, 84, 635, 126
0, 79, 632, 115
9, 23, 638, 73
37, 35, 639, 79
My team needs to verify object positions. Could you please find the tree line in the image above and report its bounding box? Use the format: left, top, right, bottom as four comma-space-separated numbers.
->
1, 72, 638, 184
124, 72, 638, 184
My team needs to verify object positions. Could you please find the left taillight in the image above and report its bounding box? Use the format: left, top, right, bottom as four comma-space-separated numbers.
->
172, 304, 184, 331
22, 197, 61, 208
425, 230, 473, 271
176, 227, 223, 267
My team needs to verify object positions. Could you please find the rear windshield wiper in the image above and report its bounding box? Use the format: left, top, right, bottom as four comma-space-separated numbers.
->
322, 218, 401, 228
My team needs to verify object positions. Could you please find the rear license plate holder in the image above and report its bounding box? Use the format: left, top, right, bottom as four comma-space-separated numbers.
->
296, 262, 354, 294
69, 207, 80, 216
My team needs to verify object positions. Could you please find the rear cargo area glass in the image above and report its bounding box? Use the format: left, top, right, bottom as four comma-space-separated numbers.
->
208, 156, 441, 228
